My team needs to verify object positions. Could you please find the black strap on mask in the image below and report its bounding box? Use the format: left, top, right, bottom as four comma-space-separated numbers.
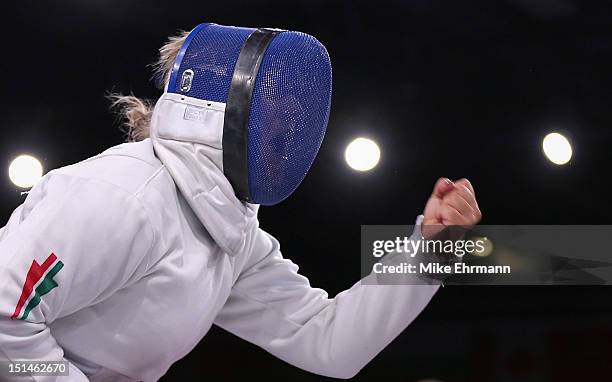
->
223, 28, 282, 203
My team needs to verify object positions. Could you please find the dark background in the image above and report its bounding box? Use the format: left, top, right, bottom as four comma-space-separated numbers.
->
2, 1, 612, 381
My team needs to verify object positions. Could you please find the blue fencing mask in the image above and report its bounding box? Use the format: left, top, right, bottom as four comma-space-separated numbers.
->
166, 23, 332, 205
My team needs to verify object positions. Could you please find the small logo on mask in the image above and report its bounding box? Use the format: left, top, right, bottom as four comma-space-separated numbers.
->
180, 69, 194, 92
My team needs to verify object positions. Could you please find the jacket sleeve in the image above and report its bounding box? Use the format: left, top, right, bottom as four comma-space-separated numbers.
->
0, 173, 154, 381
214, 220, 439, 379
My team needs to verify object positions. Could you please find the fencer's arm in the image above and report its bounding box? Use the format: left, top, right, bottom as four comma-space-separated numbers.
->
0, 173, 154, 381
214, 219, 439, 379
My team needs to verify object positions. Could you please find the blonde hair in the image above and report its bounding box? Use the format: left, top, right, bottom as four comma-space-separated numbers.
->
109, 30, 190, 142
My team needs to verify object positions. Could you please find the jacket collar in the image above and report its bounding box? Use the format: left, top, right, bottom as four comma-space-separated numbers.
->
149, 92, 259, 256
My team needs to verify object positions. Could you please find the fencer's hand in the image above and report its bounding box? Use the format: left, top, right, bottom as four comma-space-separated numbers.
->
422, 178, 482, 240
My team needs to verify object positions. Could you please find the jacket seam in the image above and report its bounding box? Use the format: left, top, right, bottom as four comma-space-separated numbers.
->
95, 152, 161, 170
135, 165, 165, 196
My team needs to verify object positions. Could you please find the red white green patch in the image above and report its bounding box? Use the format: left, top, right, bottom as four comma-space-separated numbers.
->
11, 253, 64, 320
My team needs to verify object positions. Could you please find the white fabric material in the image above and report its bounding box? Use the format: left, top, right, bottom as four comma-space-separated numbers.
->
0, 91, 439, 381
150, 93, 259, 257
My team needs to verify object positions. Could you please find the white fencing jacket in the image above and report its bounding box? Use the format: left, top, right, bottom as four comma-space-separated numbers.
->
0, 92, 439, 381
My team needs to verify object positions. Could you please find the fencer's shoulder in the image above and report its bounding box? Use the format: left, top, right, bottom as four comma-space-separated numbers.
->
52, 139, 171, 197
45, 140, 178, 251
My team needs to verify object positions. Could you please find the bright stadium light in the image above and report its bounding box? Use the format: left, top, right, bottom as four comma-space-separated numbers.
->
345, 137, 380, 171
543, 132, 572, 165
9, 155, 43, 188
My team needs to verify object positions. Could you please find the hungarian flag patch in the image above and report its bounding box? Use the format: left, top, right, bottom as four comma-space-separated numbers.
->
11, 253, 64, 320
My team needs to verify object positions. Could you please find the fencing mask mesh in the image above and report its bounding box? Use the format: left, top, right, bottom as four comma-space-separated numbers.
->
168, 23, 332, 205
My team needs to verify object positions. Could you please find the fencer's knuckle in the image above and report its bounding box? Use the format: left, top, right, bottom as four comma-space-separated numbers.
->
460, 178, 472, 186
459, 178, 475, 193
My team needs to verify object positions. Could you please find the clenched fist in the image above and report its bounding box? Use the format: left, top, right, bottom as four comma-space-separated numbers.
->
422, 178, 482, 240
